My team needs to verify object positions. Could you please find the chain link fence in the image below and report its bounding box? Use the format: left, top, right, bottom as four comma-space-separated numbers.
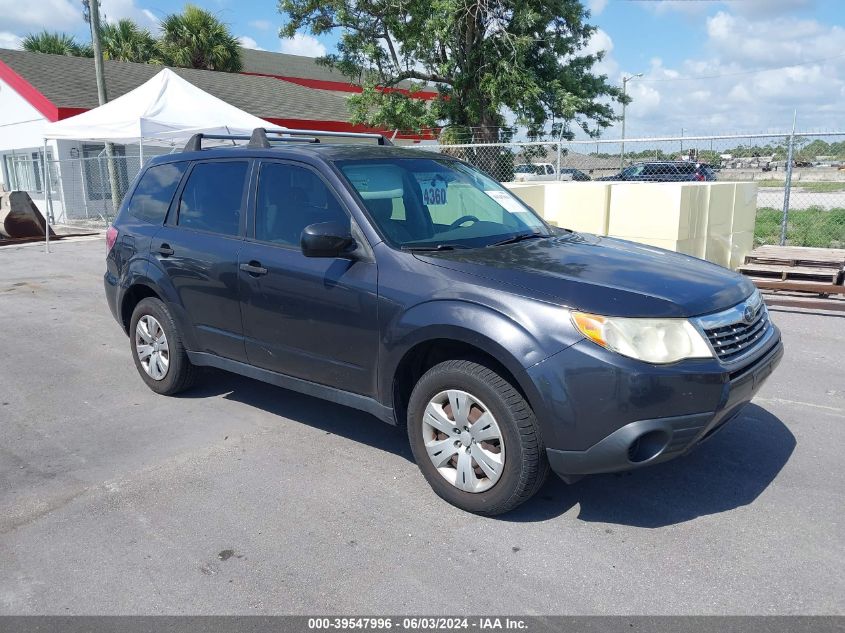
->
421, 132, 845, 249
33, 143, 175, 230
21, 133, 845, 249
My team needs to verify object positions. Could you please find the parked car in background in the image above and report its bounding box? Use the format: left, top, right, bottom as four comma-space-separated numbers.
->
513, 163, 558, 182
559, 168, 591, 181
105, 128, 783, 515
599, 161, 716, 182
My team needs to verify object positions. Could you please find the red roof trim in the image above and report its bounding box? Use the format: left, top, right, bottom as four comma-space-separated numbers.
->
57, 107, 88, 120
242, 72, 439, 101
0, 58, 59, 121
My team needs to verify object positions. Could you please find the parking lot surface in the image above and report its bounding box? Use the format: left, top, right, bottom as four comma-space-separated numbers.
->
1, 239, 843, 615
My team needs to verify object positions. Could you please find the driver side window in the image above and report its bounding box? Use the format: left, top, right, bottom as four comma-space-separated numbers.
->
255, 162, 349, 247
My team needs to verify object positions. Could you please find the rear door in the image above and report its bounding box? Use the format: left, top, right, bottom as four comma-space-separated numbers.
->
238, 159, 379, 396
152, 159, 250, 362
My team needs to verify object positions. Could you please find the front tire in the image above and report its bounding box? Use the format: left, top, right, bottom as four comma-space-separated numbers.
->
129, 297, 199, 395
407, 360, 548, 515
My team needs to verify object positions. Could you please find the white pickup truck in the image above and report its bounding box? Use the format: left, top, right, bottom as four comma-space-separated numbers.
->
513, 163, 573, 182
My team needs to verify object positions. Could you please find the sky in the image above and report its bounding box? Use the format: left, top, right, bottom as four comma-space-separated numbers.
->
0, 0, 843, 138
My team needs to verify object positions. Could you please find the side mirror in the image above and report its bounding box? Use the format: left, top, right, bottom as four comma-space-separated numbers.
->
301, 222, 356, 258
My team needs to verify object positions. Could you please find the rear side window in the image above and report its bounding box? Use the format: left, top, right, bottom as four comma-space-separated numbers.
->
126, 162, 187, 224
177, 161, 248, 236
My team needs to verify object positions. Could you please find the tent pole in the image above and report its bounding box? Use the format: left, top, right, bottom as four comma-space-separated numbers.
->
139, 138, 144, 166
43, 139, 52, 254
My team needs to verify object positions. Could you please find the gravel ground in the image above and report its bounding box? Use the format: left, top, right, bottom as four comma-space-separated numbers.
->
0, 238, 843, 615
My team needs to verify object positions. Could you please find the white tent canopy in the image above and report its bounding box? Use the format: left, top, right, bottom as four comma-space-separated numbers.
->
42, 68, 278, 144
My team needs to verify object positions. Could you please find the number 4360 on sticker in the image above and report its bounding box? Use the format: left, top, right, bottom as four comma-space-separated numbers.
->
423, 179, 448, 205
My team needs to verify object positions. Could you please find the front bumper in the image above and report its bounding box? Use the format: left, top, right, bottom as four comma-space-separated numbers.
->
528, 325, 783, 479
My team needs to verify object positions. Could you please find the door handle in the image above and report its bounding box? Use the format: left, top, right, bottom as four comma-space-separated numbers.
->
156, 243, 174, 256
240, 261, 268, 276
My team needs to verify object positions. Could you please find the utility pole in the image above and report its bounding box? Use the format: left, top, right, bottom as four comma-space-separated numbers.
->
680, 128, 686, 155
780, 110, 798, 246
620, 73, 642, 171
85, 0, 122, 217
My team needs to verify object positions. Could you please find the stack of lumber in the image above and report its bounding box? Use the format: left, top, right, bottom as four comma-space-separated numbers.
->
738, 245, 845, 296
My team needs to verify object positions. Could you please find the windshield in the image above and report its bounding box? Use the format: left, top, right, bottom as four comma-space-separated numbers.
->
336, 157, 550, 249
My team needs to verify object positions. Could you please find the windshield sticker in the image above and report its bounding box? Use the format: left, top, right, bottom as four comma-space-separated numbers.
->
484, 190, 527, 213
421, 175, 449, 206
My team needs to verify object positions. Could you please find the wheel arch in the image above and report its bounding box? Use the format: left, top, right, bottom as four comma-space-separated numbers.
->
120, 282, 163, 334
386, 323, 545, 432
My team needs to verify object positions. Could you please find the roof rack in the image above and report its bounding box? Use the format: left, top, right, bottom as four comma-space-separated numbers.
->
248, 127, 393, 148
183, 127, 393, 152
183, 131, 317, 152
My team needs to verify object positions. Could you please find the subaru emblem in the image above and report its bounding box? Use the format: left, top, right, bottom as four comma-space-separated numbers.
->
743, 304, 756, 323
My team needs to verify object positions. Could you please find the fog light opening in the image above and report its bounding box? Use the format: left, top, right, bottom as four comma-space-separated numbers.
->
627, 430, 670, 463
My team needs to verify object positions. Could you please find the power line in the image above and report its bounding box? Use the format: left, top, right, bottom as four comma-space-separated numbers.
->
636, 52, 845, 82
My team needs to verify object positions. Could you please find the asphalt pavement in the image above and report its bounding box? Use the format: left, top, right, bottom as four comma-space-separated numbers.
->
0, 238, 843, 615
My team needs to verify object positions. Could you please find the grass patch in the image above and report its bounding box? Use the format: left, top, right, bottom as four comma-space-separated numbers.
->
756, 207, 845, 248
754, 180, 845, 193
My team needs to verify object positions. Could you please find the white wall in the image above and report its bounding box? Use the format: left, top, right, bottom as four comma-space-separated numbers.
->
0, 76, 50, 153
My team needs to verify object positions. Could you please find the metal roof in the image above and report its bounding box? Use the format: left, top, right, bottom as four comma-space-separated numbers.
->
0, 48, 353, 122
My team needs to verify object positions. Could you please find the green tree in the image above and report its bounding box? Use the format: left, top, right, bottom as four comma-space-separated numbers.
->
278, 0, 624, 142
100, 19, 157, 63
157, 4, 242, 72
22, 31, 93, 57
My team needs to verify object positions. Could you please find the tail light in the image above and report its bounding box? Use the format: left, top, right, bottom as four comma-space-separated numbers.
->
695, 172, 705, 182
106, 225, 119, 251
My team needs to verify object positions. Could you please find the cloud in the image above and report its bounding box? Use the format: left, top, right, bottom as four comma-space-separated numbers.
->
99, 0, 159, 29
632, 0, 711, 16
588, 0, 608, 16
0, 0, 79, 32
249, 19, 273, 31
583, 28, 617, 77
583, 8, 845, 137
279, 32, 326, 57
238, 35, 264, 51
706, 10, 845, 65
0, 31, 22, 49
723, 0, 814, 16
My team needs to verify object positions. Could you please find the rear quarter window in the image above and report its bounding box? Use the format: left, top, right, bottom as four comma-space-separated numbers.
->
126, 162, 188, 224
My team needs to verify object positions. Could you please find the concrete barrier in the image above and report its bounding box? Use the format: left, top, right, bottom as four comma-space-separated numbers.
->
503, 181, 757, 270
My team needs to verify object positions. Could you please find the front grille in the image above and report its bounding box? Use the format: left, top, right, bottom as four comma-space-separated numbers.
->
702, 304, 771, 362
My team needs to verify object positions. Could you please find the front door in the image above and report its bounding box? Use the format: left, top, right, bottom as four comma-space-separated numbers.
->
238, 160, 379, 396
152, 159, 250, 362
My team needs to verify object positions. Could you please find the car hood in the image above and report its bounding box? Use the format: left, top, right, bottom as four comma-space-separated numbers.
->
415, 233, 756, 318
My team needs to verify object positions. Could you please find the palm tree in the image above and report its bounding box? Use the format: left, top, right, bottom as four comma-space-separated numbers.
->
100, 19, 157, 63
157, 4, 242, 72
22, 31, 93, 57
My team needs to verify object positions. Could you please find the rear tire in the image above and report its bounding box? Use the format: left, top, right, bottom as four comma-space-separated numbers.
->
407, 360, 548, 515
129, 297, 199, 395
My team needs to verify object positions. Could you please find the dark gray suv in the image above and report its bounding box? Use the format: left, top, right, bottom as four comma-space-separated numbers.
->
105, 128, 783, 515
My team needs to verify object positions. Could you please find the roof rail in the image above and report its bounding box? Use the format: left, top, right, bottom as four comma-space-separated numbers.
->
248, 127, 393, 148
183, 131, 318, 152
184, 127, 394, 152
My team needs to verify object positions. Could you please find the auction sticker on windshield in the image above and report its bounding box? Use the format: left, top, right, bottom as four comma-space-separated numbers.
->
420, 175, 448, 206
485, 189, 528, 214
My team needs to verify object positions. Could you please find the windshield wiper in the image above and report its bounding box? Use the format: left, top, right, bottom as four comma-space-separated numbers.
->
401, 243, 471, 252
487, 232, 547, 247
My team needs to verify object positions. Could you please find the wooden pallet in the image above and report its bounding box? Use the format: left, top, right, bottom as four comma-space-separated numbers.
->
740, 245, 845, 296
738, 262, 842, 283
745, 245, 845, 269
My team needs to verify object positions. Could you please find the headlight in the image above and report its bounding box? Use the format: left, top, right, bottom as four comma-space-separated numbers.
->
571, 311, 713, 364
